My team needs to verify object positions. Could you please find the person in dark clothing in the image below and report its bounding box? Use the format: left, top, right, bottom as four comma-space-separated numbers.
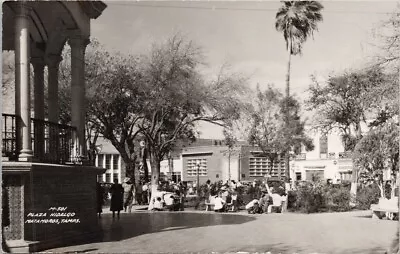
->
2, 182, 10, 252
110, 179, 124, 219
96, 182, 104, 218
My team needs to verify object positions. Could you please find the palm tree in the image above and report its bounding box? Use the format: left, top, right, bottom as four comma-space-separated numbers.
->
275, 1, 323, 185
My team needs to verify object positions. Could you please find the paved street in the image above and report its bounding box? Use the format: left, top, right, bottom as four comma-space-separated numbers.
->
43, 209, 397, 254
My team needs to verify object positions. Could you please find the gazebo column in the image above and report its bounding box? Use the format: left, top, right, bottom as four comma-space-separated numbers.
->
14, 2, 33, 161
68, 34, 89, 161
32, 56, 45, 159
46, 55, 62, 123
46, 54, 62, 162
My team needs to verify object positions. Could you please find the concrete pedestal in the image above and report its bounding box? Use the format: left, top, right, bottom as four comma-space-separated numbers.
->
2, 162, 105, 253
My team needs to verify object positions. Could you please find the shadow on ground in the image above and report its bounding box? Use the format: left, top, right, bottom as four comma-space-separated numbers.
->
43, 211, 256, 252
100, 211, 256, 242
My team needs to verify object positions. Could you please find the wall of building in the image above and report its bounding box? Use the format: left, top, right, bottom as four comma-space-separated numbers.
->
239, 145, 286, 181
290, 126, 353, 183
181, 145, 236, 183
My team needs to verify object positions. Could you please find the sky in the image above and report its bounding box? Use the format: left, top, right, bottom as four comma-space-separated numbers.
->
90, 1, 398, 139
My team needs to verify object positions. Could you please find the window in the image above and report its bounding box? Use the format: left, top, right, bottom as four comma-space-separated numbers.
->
320, 134, 328, 158
296, 172, 302, 181
248, 156, 286, 177
97, 154, 104, 167
113, 155, 119, 171
105, 173, 111, 183
113, 173, 119, 183
305, 170, 324, 181
97, 175, 103, 182
340, 172, 352, 181
105, 154, 112, 169
172, 172, 181, 183
187, 158, 207, 176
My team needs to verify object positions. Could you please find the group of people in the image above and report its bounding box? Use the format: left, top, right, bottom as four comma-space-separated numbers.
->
245, 192, 273, 214
96, 178, 153, 219
96, 178, 188, 217
148, 189, 184, 212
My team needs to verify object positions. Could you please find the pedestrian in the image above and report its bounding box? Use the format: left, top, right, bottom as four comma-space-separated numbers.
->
110, 179, 124, 219
142, 181, 148, 205
136, 181, 143, 205
96, 182, 104, 218
122, 177, 134, 213
231, 191, 238, 212
2, 181, 10, 252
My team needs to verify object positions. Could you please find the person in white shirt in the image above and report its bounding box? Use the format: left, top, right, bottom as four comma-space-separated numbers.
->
152, 197, 164, 211
245, 199, 260, 214
214, 193, 226, 212
164, 193, 176, 211
231, 191, 238, 212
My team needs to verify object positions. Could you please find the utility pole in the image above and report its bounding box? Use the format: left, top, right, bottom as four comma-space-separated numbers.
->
228, 147, 231, 181
196, 161, 200, 196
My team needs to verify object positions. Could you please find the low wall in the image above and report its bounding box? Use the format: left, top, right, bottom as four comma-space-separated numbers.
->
2, 162, 105, 252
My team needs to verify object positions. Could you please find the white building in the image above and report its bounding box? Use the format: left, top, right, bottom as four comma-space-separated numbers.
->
95, 137, 183, 183
95, 137, 123, 183
290, 127, 353, 183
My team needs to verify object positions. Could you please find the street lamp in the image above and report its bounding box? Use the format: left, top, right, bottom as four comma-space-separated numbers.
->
196, 161, 201, 196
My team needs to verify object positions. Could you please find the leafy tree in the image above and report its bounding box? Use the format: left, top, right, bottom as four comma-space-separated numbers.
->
246, 85, 314, 181
58, 40, 145, 181
306, 67, 388, 150
306, 67, 395, 200
353, 120, 399, 198
138, 35, 247, 196
372, 4, 400, 70
222, 125, 238, 181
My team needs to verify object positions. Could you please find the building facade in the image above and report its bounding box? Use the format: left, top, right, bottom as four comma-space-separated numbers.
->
290, 128, 353, 183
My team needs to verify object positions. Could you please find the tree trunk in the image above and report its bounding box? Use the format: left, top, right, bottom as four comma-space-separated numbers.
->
124, 159, 135, 184
378, 182, 385, 199
284, 36, 292, 187
141, 147, 149, 182
168, 151, 173, 181
148, 151, 161, 210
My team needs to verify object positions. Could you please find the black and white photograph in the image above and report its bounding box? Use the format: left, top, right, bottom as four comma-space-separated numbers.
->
2, 0, 400, 253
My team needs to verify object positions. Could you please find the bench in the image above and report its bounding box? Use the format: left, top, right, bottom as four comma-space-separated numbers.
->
370, 198, 398, 220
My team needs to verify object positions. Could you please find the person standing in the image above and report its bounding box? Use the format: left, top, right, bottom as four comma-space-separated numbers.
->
2, 181, 10, 252
136, 181, 143, 205
110, 179, 124, 219
96, 182, 104, 218
141, 181, 148, 205
122, 178, 134, 213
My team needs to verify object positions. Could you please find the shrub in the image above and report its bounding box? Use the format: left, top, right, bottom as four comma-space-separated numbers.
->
287, 190, 297, 211
356, 184, 381, 210
324, 185, 351, 212
294, 181, 325, 213
291, 182, 351, 213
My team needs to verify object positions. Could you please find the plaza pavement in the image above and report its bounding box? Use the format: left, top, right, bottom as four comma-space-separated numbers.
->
44, 207, 397, 254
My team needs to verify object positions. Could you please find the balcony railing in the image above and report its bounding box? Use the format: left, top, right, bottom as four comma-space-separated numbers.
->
294, 153, 306, 160
339, 151, 352, 159
2, 113, 79, 164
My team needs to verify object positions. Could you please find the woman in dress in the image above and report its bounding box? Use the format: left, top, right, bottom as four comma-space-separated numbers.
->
96, 182, 104, 218
110, 179, 124, 219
